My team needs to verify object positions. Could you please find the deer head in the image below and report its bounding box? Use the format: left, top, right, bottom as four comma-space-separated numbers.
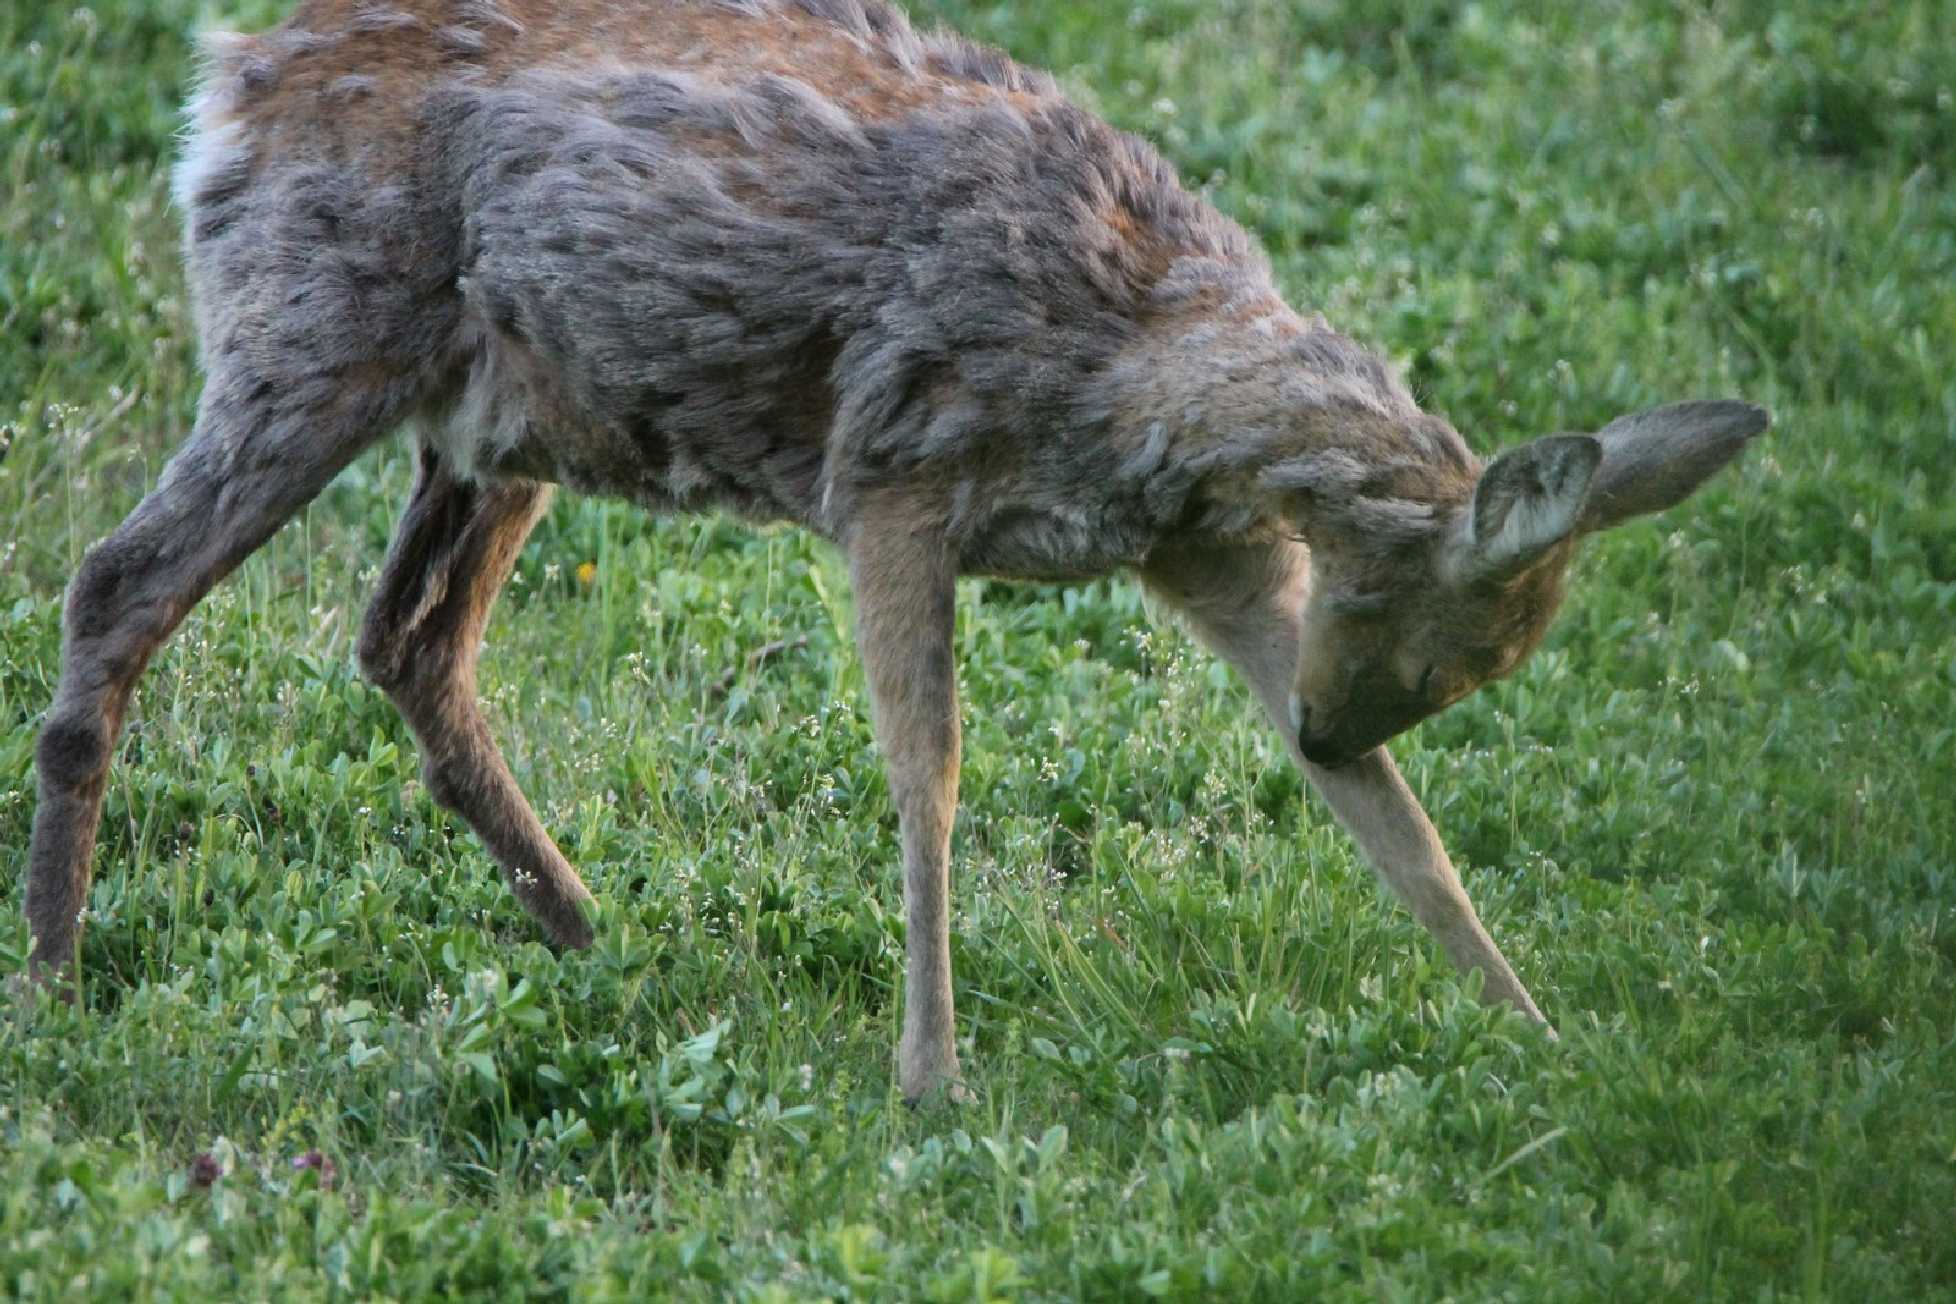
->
1274, 400, 1770, 767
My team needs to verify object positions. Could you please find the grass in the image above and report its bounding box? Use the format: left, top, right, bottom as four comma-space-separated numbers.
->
3, 0, 1954, 1297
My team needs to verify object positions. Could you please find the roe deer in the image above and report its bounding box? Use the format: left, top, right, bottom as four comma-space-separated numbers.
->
26, 0, 1767, 1100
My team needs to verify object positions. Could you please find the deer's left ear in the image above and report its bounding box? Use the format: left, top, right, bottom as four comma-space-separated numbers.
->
1452, 434, 1601, 582
1580, 400, 1770, 533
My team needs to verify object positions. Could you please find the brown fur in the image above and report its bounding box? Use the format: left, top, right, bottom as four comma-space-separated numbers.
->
198, 1, 1067, 161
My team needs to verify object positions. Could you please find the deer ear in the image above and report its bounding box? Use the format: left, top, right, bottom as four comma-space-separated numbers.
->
1454, 434, 1601, 582
1580, 400, 1770, 533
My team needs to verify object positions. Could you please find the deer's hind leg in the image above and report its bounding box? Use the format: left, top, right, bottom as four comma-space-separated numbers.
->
27, 368, 408, 983
357, 450, 595, 949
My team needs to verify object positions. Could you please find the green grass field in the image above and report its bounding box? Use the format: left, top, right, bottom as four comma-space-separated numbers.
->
4, 0, 1954, 1297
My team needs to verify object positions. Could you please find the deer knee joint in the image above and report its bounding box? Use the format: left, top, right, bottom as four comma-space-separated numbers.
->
355, 619, 405, 690
37, 713, 111, 790
65, 544, 136, 642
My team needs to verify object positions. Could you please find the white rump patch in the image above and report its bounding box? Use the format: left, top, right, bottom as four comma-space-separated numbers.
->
172, 33, 257, 216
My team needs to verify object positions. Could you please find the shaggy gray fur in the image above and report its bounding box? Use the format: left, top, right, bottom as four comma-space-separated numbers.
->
428, 67, 1268, 575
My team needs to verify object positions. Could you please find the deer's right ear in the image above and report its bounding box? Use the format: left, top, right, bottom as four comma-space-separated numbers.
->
1450, 434, 1601, 583
1580, 400, 1770, 533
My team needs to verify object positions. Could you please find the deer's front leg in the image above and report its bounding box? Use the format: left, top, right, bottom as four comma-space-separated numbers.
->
1142, 539, 1549, 1027
1298, 750, 1546, 1024
848, 505, 965, 1102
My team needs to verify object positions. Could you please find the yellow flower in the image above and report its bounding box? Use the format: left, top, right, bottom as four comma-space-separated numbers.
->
576, 561, 598, 587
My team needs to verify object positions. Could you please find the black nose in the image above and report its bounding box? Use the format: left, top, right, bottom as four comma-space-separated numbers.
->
1298, 715, 1350, 768
1300, 735, 1351, 768
1297, 704, 1353, 767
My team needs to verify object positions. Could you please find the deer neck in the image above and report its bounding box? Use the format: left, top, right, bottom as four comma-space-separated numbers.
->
1092, 286, 1476, 540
